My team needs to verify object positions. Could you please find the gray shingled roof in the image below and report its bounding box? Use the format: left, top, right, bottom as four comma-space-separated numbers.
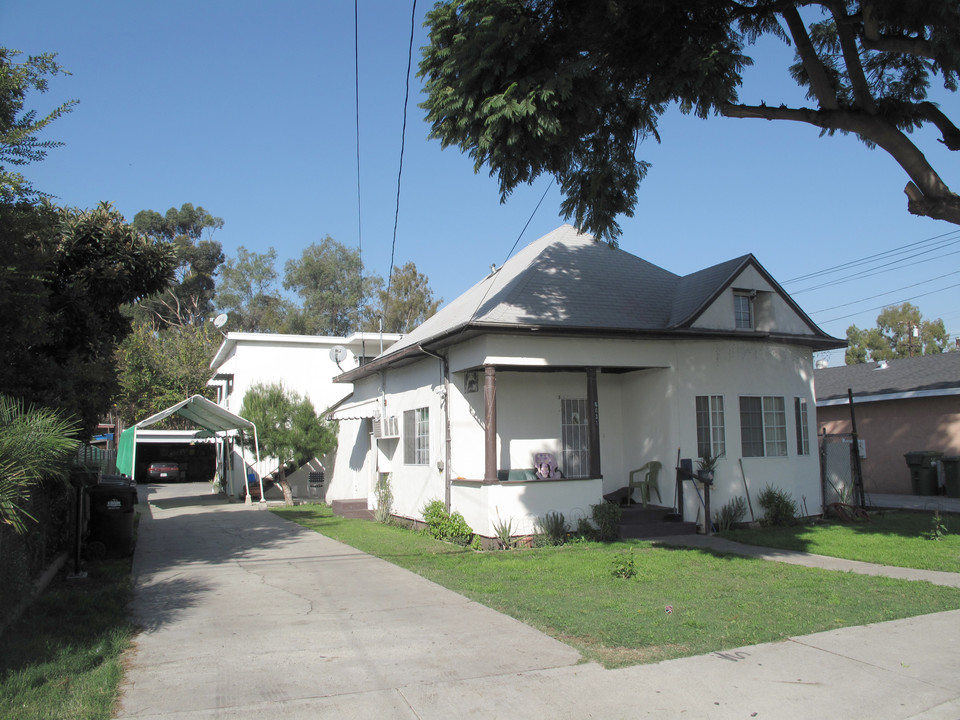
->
345, 225, 838, 379
815, 352, 960, 402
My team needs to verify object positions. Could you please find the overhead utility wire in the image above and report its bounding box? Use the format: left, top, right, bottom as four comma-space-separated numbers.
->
816, 281, 960, 324
459, 180, 554, 334
808, 269, 960, 314
782, 228, 960, 285
384, 0, 418, 327
790, 243, 960, 294
354, 0, 365, 356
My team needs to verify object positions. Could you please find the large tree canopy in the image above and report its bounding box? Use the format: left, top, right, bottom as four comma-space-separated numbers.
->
132, 203, 225, 327
845, 302, 948, 363
214, 245, 293, 333
283, 236, 380, 336
0, 47, 77, 202
368, 261, 443, 334
420, 0, 960, 241
0, 202, 174, 435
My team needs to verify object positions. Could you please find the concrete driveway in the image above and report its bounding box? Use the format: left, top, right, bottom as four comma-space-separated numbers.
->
117, 482, 960, 719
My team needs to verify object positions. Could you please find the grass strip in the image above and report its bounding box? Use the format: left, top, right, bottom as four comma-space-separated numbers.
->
0, 557, 135, 720
274, 506, 960, 668
722, 510, 960, 572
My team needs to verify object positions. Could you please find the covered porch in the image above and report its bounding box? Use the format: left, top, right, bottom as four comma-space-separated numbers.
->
446, 359, 671, 536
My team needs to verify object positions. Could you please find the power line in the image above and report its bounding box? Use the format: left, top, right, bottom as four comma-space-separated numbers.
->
783, 228, 960, 285
814, 281, 960, 324
808, 269, 960, 314
354, 0, 365, 351
384, 0, 418, 326
459, 180, 554, 333
790, 241, 960, 294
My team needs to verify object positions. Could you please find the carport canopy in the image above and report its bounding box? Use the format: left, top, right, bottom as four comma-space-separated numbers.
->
117, 395, 263, 499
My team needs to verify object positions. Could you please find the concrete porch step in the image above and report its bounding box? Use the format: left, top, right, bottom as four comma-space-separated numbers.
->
331, 498, 373, 520
619, 503, 698, 539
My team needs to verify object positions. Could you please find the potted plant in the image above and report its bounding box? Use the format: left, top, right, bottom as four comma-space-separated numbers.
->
697, 450, 722, 484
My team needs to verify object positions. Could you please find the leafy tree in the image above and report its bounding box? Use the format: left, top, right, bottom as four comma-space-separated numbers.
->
0, 395, 78, 534
115, 323, 220, 426
420, 1, 960, 241
0, 47, 77, 202
132, 203, 225, 327
0, 202, 174, 436
283, 236, 381, 336
215, 245, 293, 333
366, 261, 443, 333
239, 382, 337, 505
845, 302, 948, 363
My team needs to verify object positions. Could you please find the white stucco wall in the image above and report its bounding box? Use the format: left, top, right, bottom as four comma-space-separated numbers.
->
209, 332, 399, 494
331, 333, 822, 532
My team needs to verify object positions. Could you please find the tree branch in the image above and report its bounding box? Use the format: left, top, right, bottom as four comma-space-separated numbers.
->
918, 102, 960, 151
780, 6, 840, 110
904, 182, 960, 225
827, 2, 876, 112
861, 3, 940, 61
722, 102, 960, 226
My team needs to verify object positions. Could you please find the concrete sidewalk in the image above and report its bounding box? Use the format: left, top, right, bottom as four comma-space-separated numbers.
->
117, 483, 960, 719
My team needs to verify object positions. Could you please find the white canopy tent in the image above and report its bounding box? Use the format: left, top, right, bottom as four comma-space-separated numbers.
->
118, 395, 264, 504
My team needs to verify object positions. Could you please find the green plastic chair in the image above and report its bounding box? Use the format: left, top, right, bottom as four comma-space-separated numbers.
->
628, 461, 662, 507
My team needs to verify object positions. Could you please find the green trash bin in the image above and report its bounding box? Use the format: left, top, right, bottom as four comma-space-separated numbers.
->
942, 457, 960, 499
904, 451, 942, 496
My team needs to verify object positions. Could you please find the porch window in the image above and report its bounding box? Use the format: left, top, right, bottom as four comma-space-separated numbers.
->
695, 395, 725, 458
739, 396, 787, 457
403, 407, 429, 465
560, 398, 589, 478
734, 293, 753, 329
795, 397, 810, 455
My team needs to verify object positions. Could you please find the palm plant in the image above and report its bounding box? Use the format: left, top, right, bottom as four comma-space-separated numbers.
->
0, 395, 79, 534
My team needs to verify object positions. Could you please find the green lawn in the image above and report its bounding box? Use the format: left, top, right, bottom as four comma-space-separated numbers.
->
721, 510, 960, 572
0, 557, 135, 720
274, 506, 960, 668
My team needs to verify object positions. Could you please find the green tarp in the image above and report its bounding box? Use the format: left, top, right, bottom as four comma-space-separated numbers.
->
117, 427, 136, 477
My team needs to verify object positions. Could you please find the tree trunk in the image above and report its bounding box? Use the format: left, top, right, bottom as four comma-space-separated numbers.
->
278, 465, 294, 506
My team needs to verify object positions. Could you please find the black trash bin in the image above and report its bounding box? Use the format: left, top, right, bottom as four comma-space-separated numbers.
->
904, 451, 942, 496
87, 475, 139, 557
942, 457, 960, 499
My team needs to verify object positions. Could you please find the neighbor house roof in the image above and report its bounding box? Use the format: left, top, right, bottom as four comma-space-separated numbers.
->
338, 225, 842, 382
815, 352, 960, 406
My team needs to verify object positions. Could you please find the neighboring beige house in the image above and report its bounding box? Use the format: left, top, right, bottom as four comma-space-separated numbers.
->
328, 225, 844, 536
815, 352, 960, 495
208, 331, 401, 499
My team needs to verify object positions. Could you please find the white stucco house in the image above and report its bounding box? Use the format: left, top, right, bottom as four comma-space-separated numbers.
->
328, 225, 844, 535
208, 331, 401, 498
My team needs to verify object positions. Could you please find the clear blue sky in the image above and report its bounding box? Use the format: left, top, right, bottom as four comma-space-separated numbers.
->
5, 1, 958, 365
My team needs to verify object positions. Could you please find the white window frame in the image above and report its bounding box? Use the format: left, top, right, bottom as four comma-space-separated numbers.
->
695, 395, 726, 458
795, 397, 810, 455
734, 292, 753, 330
739, 395, 787, 457
403, 407, 429, 465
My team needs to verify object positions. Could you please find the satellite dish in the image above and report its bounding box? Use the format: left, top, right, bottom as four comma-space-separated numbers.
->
329, 345, 347, 369
213, 313, 228, 329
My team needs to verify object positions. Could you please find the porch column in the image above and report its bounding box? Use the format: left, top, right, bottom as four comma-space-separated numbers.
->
586, 367, 602, 478
484, 365, 497, 482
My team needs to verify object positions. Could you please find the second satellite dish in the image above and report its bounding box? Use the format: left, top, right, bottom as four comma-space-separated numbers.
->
329, 345, 347, 369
